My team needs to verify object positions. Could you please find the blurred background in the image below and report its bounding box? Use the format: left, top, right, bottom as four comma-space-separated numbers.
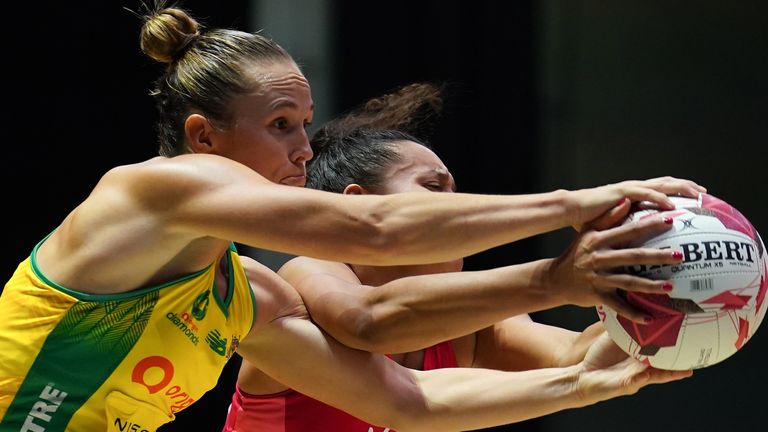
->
3, 1, 766, 431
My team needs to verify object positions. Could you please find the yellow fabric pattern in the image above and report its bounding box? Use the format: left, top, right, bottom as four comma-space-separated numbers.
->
0, 243, 255, 432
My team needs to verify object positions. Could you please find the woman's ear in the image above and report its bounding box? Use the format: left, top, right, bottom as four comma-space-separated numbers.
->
184, 114, 215, 153
342, 184, 368, 195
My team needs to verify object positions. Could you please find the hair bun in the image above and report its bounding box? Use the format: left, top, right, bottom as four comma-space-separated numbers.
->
140, 7, 201, 64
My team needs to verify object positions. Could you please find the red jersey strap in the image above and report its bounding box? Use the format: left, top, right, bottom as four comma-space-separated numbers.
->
423, 340, 458, 369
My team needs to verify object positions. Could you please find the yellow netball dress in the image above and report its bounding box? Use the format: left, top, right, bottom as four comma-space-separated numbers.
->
0, 239, 255, 432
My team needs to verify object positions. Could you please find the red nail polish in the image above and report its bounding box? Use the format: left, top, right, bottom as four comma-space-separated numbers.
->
663, 282, 674, 292
672, 250, 683, 260
617, 197, 627, 206
663, 216, 673, 224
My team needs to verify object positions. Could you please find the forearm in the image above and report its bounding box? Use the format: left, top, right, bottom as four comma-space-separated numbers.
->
210, 184, 572, 266
279, 177, 703, 265
473, 317, 582, 371
143, 160, 705, 267
240, 316, 680, 432
402, 337, 691, 431
338, 259, 564, 353
358, 190, 571, 265
401, 366, 584, 431
240, 316, 587, 432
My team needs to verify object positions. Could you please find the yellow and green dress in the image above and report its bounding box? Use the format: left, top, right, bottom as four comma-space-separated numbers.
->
0, 239, 255, 431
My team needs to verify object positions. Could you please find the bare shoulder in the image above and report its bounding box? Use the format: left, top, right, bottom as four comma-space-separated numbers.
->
88, 154, 282, 233
102, 154, 268, 199
92, 156, 198, 207
67, 156, 223, 240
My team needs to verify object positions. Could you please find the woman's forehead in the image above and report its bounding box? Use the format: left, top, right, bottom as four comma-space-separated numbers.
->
234, 64, 314, 117
390, 141, 450, 174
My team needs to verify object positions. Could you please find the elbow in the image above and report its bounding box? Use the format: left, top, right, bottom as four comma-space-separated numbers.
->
373, 390, 435, 432
353, 200, 408, 264
357, 225, 404, 265
390, 410, 434, 432
359, 365, 441, 432
346, 315, 380, 352
340, 309, 397, 353
344, 301, 414, 353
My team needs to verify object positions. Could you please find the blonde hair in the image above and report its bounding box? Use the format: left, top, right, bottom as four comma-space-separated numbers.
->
139, 3, 294, 156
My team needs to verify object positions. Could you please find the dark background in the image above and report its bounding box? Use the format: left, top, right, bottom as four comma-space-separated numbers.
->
2, 1, 766, 431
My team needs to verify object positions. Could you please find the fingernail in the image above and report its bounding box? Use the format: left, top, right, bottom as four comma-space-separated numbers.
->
617, 197, 628, 206
663, 282, 674, 292
663, 216, 673, 224
672, 250, 683, 260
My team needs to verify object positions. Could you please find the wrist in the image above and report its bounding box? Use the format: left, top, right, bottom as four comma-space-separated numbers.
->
560, 364, 588, 407
550, 189, 575, 230
536, 258, 567, 307
553, 330, 586, 367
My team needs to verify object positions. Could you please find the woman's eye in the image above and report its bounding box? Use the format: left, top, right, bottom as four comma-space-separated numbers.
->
424, 183, 442, 191
272, 118, 288, 129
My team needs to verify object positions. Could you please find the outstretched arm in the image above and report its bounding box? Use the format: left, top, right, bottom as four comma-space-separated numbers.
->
470, 317, 605, 371
239, 273, 692, 432
126, 155, 705, 266
55, 154, 703, 294
280, 212, 686, 354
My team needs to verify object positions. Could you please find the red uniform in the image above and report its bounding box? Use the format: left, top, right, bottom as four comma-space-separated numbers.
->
223, 341, 458, 432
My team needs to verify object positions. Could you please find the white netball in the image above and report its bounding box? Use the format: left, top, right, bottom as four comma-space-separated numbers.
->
597, 193, 767, 370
